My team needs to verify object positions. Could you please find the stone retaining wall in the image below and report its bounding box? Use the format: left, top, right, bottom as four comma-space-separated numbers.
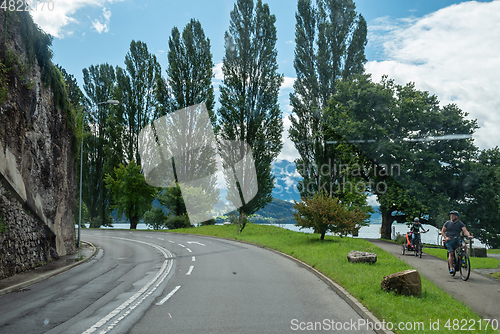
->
0, 183, 58, 279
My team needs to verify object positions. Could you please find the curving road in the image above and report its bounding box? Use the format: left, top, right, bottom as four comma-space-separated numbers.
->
0, 230, 377, 333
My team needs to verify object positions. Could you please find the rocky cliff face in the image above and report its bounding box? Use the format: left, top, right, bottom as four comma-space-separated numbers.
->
0, 11, 76, 279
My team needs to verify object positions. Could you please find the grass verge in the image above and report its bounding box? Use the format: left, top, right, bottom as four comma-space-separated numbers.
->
424, 248, 500, 269
167, 223, 498, 334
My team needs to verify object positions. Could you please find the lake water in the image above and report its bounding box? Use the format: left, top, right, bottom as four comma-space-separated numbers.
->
80, 221, 487, 248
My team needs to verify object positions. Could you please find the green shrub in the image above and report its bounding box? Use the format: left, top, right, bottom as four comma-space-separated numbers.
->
293, 192, 369, 240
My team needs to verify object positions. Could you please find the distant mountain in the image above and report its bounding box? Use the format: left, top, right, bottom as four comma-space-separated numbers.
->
271, 159, 381, 223
251, 198, 297, 224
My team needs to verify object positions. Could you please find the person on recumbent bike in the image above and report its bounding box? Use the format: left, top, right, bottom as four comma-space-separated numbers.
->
410, 217, 427, 248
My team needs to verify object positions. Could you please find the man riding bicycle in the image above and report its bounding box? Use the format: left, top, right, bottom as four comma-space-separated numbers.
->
410, 217, 427, 247
441, 210, 473, 275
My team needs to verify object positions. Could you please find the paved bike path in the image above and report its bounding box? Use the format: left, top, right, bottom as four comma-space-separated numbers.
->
368, 239, 500, 321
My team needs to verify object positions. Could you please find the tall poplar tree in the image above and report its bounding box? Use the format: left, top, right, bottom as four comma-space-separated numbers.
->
163, 19, 219, 223
116, 40, 163, 165
168, 19, 215, 119
218, 0, 284, 220
82, 63, 117, 227
289, 0, 367, 198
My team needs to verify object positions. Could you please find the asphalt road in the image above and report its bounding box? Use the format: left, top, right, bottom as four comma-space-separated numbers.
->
369, 239, 500, 321
0, 230, 377, 334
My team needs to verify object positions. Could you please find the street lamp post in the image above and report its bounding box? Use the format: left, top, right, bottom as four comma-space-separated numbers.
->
78, 99, 120, 248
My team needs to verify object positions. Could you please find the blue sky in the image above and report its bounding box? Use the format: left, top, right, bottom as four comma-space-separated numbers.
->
31, 0, 500, 163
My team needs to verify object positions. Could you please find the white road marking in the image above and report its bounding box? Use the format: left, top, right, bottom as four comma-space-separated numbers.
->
156, 286, 181, 306
168, 240, 175, 243
82, 237, 174, 334
186, 248, 192, 253
157, 238, 164, 241
187, 241, 205, 246
192, 256, 195, 262
178, 244, 185, 248
186, 265, 194, 275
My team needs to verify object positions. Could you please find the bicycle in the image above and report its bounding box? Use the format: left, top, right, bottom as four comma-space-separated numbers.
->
447, 236, 472, 281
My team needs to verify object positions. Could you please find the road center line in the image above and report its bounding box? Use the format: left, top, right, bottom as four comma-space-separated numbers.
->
186, 248, 192, 253
82, 237, 174, 334
156, 286, 181, 306
186, 265, 194, 275
192, 256, 195, 262
187, 241, 205, 246
178, 244, 185, 248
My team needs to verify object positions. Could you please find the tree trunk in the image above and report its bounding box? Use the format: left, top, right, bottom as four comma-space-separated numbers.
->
380, 206, 393, 240
130, 213, 138, 229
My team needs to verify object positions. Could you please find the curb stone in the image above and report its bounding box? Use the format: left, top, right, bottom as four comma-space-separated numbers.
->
0, 241, 97, 297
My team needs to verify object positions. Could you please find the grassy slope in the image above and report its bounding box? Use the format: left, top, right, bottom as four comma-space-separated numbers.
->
167, 224, 499, 334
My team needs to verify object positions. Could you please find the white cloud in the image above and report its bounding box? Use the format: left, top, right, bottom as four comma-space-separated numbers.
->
92, 7, 112, 33
277, 113, 300, 162
213, 62, 224, 81
281, 76, 295, 91
366, 0, 500, 150
30, 0, 122, 38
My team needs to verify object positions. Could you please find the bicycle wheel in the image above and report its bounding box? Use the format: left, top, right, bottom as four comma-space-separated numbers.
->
419, 243, 423, 258
401, 244, 405, 255
460, 253, 471, 281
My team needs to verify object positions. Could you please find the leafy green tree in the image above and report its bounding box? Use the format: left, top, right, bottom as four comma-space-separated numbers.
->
289, 0, 367, 199
58, 65, 85, 107
105, 160, 157, 229
165, 215, 190, 230
143, 206, 167, 230
293, 192, 370, 240
164, 20, 219, 223
324, 74, 478, 238
168, 19, 215, 121
218, 0, 283, 228
116, 40, 163, 165
82, 63, 117, 227
462, 148, 500, 248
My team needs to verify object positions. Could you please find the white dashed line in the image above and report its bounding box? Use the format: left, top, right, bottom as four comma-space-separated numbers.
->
178, 244, 185, 248
186, 248, 192, 253
156, 286, 181, 306
192, 256, 196, 262
187, 241, 205, 246
157, 238, 164, 241
186, 265, 194, 275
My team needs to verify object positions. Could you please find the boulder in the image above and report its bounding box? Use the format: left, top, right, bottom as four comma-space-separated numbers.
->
381, 269, 422, 297
347, 250, 377, 264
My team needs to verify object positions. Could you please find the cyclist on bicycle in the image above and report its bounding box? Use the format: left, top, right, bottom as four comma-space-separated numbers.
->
410, 217, 427, 247
441, 210, 473, 275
